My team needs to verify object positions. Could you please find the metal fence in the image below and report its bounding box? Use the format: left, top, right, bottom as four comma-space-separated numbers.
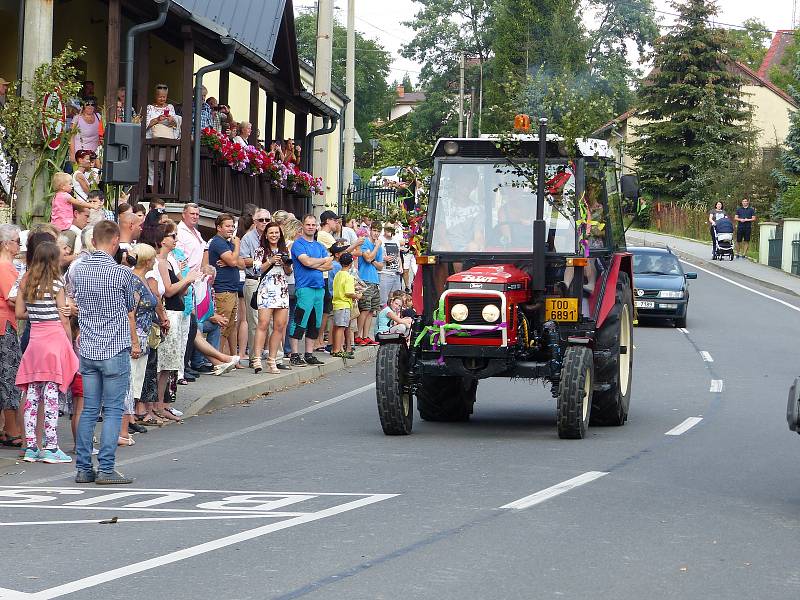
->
792, 238, 800, 275
768, 231, 783, 269
343, 183, 397, 217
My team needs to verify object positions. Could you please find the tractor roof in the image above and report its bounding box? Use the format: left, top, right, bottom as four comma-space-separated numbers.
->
431, 136, 614, 160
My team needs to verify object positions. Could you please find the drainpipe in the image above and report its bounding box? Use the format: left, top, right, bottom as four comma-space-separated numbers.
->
337, 100, 350, 215
303, 113, 339, 213
124, 0, 170, 122
192, 37, 236, 203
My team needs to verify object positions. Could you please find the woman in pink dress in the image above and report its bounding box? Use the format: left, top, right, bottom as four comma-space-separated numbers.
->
69, 96, 103, 166
15, 241, 79, 464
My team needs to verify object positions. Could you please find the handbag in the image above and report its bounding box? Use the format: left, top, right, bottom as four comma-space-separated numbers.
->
147, 322, 162, 350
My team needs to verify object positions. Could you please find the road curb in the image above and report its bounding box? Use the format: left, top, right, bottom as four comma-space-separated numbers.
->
628, 235, 800, 299
183, 346, 378, 417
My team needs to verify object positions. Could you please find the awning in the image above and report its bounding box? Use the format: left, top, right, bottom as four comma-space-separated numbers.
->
299, 90, 342, 120
171, 0, 285, 72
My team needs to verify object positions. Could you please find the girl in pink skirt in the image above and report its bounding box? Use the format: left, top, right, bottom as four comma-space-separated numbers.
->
15, 241, 79, 463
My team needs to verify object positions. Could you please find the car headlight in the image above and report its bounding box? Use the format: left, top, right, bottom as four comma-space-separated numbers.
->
658, 290, 683, 299
451, 303, 469, 322
482, 304, 501, 323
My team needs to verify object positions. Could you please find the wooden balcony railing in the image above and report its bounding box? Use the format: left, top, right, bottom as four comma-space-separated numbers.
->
140, 139, 310, 216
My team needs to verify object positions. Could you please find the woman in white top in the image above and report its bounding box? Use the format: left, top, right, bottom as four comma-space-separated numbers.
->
145, 84, 182, 189
233, 121, 252, 148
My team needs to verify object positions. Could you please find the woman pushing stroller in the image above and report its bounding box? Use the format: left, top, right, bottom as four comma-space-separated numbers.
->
708, 201, 734, 260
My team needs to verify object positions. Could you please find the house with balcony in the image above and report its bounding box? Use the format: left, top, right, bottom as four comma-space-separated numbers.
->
4, 0, 343, 230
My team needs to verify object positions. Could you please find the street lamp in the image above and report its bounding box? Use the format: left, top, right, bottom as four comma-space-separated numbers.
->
369, 138, 379, 169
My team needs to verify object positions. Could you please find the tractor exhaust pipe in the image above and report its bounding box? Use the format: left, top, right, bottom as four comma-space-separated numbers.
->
532, 118, 547, 291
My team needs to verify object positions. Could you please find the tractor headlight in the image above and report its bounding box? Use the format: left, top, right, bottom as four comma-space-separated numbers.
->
451, 303, 469, 322
482, 304, 501, 323
658, 290, 683, 299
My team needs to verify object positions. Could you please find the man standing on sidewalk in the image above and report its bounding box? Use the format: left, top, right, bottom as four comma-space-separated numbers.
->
208, 213, 244, 355
73, 220, 136, 485
734, 198, 756, 259
177, 202, 206, 375
355, 222, 384, 346
240, 208, 270, 365
289, 214, 332, 366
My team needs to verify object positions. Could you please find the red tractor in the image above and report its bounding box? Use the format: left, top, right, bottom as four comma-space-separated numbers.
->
375, 119, 639, 439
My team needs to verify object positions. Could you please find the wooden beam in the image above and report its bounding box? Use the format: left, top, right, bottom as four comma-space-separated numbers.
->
275, 100, 285, 141
105, 0, 121, 121
219, 70, 229, 106
248, 81, 260, 146
264, 96, 274, 142
136, 32, 150, 194
179, 26, 194, 202
294, 112, 308, 144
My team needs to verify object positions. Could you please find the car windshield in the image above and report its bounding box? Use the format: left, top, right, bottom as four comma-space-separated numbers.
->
381, 167, 400, 176
429, 161, 577, 254
633, 253, 682, 275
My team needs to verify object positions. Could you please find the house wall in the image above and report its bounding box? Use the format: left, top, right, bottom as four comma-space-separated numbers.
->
746, 84, 794, 148
390, 103, 413, 121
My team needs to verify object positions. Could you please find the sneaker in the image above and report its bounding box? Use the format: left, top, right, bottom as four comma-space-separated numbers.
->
166, 407, 183, 418
276, 362, 292, 370
22, 447, 41, 463
354, 336, 364, 346
95, 470, 134, 485
290, 353, 307, 366
364, 338, 380, 346
75, 469, 97, 484
92, 447, 100, 455
40, 448, 72, 464
213, 358, 238, 376
128, 422, 148, 434
304, 353, 324, 365
193, 363, 214, 373
345, 350, 356, 359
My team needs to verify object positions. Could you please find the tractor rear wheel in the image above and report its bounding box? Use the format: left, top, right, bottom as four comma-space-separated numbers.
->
417, 376, 477, 422
591, 271, 634, 426
376, 343, 413, 435
557, 346, 593, 439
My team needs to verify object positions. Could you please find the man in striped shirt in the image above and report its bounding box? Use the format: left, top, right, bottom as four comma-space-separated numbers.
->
72, 220, 137, 485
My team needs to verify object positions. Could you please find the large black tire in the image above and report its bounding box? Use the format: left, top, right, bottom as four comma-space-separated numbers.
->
376, 344, 413, 435
557, 346, 594, 439
591, 271, 634, 426
417, 376, 477, 422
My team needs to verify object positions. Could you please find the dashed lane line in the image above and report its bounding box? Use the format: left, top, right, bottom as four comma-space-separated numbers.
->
665, 417, 703, 436
710, 380, 724, 393
677, 327, 690, 334
700, 351, 714, 362
500, 472, 608, 510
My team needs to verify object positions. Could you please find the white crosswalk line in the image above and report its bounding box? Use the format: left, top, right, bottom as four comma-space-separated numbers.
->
700, 351, 713, 362
710, 380, 724, 393
665, 417, 703, 436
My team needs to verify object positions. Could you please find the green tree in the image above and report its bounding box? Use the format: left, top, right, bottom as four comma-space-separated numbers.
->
401, 73, 414, 93
773, 53, 800, 218
629, 0, 751, 204
768, 35, 800, 94
722, 17, 771, 70
294, 11, 392, 147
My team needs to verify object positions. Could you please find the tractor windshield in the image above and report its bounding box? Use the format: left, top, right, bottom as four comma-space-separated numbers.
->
429, 161, 578, 254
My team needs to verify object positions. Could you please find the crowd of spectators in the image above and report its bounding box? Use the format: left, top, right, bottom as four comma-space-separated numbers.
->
0, 191, 418, 484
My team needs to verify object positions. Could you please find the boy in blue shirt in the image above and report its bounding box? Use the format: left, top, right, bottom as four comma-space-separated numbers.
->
355, 222, 384, 345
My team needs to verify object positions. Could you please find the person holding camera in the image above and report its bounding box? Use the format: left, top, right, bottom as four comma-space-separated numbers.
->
251, 222, 292, 374
208, 214, 243, 358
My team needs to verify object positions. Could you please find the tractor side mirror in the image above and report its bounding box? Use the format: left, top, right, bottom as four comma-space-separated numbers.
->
684, 272, 697, 280
621, 175, 640, 200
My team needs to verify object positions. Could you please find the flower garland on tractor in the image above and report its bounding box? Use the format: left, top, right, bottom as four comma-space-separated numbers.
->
200, 127, 324, 196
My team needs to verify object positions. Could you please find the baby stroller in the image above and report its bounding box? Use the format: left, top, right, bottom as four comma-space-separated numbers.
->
713, 216, 735, 261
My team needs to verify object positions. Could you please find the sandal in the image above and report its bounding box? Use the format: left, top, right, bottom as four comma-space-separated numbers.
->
118, 436, 135, 446
1, 435, 23, 447
266, 358, 280, 374
154, 409, 182, 423
141, 416, 164, 427
252, 357, 262, 374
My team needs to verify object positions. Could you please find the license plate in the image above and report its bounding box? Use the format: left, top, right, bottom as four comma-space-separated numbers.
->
635, 300, 655, 309
545, 298, 579, 322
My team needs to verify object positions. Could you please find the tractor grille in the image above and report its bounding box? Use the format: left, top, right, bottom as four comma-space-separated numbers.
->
446, 296, 503, 327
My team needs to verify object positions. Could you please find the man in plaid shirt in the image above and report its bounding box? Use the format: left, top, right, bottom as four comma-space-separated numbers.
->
72, 220, 137, 485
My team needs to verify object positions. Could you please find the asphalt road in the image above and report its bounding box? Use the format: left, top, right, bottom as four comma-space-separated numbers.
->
1, 257, 799, 599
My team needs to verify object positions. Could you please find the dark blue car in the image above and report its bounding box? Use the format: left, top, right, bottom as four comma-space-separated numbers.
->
629, 246, 697, 328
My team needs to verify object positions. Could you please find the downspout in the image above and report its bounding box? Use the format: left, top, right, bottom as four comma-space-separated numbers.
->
192, 37, 236, 203
302, 113, 339, 214
124, 0, 170, 122
337, 101, 349, 215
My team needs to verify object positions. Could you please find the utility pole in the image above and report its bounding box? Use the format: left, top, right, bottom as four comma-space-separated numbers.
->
343, 0, 356, 194
458, 52, 465, 138
313, 0, 334, 211
478, 59, 484, 136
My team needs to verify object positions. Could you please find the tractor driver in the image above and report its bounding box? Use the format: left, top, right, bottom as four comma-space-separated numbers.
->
433, 167, 485, 253
495, 184, 534, 250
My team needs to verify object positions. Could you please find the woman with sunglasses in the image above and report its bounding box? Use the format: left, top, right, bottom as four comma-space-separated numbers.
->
69, 96, 103, 166
72, 150, 99, 203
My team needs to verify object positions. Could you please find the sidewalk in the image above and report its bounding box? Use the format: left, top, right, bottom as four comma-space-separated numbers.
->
627, 229, 800, 297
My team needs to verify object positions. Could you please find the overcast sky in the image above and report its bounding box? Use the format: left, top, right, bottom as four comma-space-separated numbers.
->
293, 0, 796, 85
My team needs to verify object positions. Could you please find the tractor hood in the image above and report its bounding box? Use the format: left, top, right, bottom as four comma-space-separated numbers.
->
446, 264, 531, 292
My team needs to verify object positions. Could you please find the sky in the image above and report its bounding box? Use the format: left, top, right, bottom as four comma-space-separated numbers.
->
293, 0, 796, 85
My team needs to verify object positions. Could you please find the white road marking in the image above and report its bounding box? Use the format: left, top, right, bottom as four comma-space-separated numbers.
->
700, 351, 714, 362
681, 259, 800, 313
18, 383, 378, 486
501, 472, 608, 510
0, 514, 283, 527
677, 327, 690, 334
710, 380, 724, 393
665, 417, 703, 436
0, 588, 32, 599
6, 493, 396, 600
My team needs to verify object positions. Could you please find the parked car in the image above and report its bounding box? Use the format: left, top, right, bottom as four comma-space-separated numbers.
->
370, 165, 402, 186
629, 246, 697, 327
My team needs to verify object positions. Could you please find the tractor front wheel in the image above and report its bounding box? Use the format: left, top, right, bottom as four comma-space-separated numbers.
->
557, 346, 594, 439
376, 343, 413, 435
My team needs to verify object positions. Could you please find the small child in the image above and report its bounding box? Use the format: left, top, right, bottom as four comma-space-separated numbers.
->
50, 172, 100, 231
377, 290, 413, 336
14, 241, 79, 463
330, 253, 361, 358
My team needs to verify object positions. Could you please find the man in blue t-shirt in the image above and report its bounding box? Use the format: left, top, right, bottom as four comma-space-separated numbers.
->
734, 198, 756, 259
289, 214, 333, 366
207, 213, 243, 352
355, 222, 384, 345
